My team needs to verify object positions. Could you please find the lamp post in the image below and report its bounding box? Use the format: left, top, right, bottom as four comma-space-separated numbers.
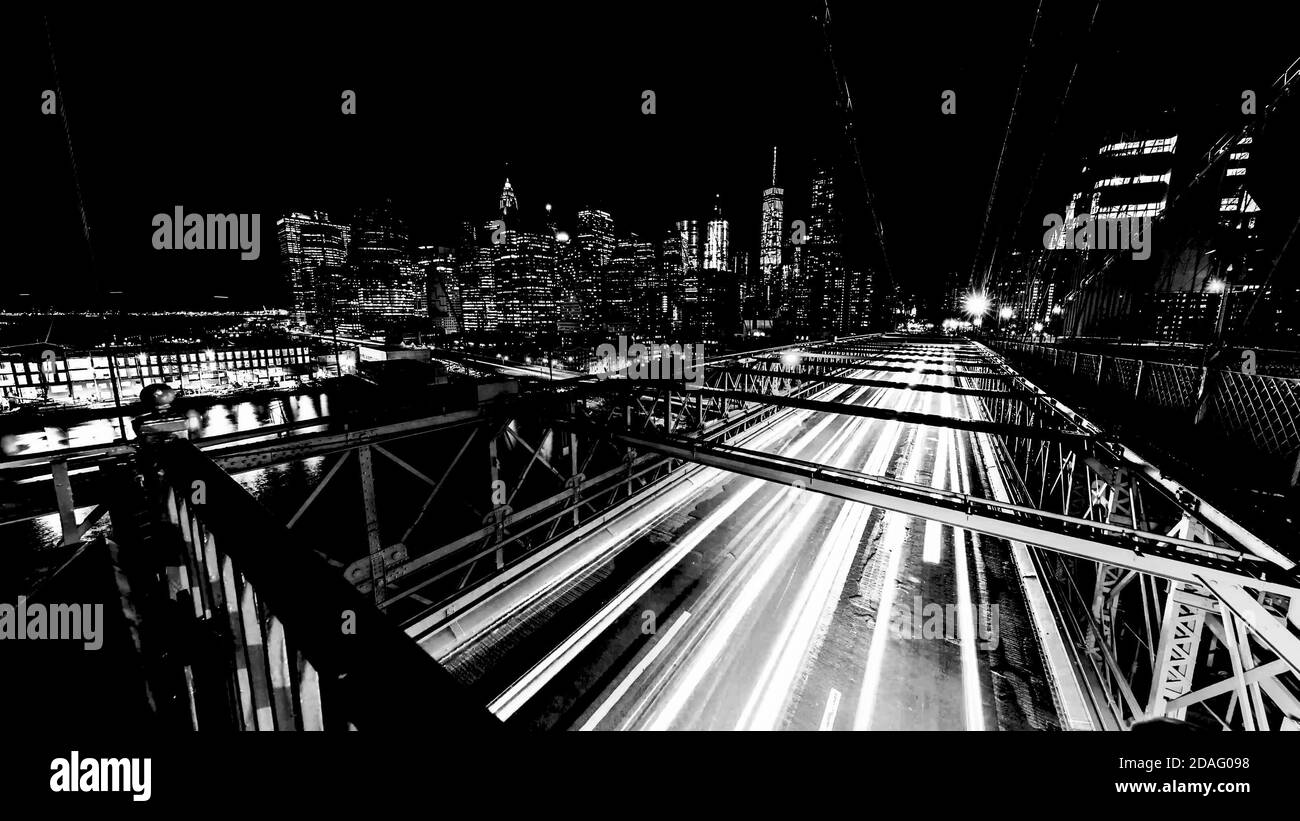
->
1208, 278, 1230, 341
963, 292, 991, 335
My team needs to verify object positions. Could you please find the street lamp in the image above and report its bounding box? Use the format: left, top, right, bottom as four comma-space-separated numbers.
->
998, 306, 1014, 334
963, 292, 991, 320
1209, 279, 1232, 339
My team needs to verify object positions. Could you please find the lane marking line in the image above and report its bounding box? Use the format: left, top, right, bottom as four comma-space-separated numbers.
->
580, 611, 692, 731
819, 688, 842, 731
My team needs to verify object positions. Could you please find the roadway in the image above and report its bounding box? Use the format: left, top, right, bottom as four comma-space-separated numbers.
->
435, 339, 1063, 730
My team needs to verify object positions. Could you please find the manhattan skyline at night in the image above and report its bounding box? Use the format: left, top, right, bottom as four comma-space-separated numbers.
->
17, 4, 1297, 323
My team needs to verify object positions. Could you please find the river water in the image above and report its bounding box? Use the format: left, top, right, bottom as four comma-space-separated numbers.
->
4, 391, 333, 554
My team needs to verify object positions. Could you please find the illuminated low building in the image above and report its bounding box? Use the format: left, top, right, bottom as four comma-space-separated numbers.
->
0, 344, 315, 405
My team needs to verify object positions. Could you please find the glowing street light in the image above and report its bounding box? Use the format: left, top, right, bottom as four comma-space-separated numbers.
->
963, 292, 991, 319
1207, 278, 1226, 294
996, 305, 1015, 335
1032, 322, 1044, 333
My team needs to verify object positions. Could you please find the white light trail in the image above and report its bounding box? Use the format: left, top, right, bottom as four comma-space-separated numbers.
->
853, 390, 936, 730
949, 426, 985, 730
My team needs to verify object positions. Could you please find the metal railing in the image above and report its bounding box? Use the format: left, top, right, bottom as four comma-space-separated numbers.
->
989, 339, 1300, 484
969, 339, 1300, 730
119, 437, 499, 731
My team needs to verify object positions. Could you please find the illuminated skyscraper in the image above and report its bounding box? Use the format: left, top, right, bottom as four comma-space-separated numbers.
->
344, 199, 427, 327
576, 208, 615, 318
354, 260, 426, 323
608, 234, 654, 332
352, 199, 410, 264
808, 163, 839, 243
657, 229, 686, 335
554, 231, 583, 333
458, 245, 499, 333
276, 211, 351, 326
695, 199, 735, 341
310, 264, 361, 335
499, 178, 520, 229
759, 147, 784, 310
805, 163, 849, 333
497, 229, 558, 334
1057, 130, 1180, 337
704, 197, 729, 271
676, 219, 702, 304
418, 245, 461, 336
731, 248, 751, 306
784, 244, 809, 327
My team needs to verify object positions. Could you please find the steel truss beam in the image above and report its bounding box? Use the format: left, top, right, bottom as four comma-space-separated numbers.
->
753, 354, 1013, 381
691, 387, 1089, 444
717, 365, 1023, 400
609, 430, 1298, 596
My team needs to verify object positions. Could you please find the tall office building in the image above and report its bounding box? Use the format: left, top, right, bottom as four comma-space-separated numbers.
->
805, 163, 849, 334
1144, 132, 1274, 343
608, 234, 654, 332
1056, 131, 1179, 337
784, 244, 809, 328
417, 245, 461, 336
658, 228, 687, 334
348, 199, 427, 326
808, 163, 840, 243
1214, 134, 1273, 338
497, 229, 558, 334
352, 199, 410, 264
759, 147, 785, 311
1088, 135, 1177, 222
576, 208, 615, 318
277, 212, 352, 326
458, 245, 500, 333
458, 220, 479, 249
676, 219, 703, 304
310, 264, 361, 335
704, 197, 730, 272
697, 199, 733, 340
353, 260, 427, 322
554, 232, 584, 333
499, 178, 520, 229
731, 248, 752, 307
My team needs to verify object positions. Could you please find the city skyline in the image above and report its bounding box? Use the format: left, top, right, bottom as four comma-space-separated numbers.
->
272, 148, 873, 344
20, 4, 1297, 318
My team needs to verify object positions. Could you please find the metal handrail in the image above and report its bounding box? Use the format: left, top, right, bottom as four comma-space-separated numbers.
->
152, 438, 500, 731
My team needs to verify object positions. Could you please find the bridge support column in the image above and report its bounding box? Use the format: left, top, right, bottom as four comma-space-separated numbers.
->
1085, 565, 1127, 661
358, 445, 385, 604
50, 458, 80, 547
570, 420, 580, 527
1146, 582, 1212, 720
489, 436, 503, 570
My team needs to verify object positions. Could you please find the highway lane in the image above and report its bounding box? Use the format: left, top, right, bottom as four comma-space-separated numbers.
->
450, 340, 1060, 730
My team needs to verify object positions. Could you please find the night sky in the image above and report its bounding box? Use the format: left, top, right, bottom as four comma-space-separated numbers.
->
13, 3, 1297, 313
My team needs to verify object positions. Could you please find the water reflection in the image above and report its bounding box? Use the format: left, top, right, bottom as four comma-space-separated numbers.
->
1, 391, 331, 457
3, 392, 334, 554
